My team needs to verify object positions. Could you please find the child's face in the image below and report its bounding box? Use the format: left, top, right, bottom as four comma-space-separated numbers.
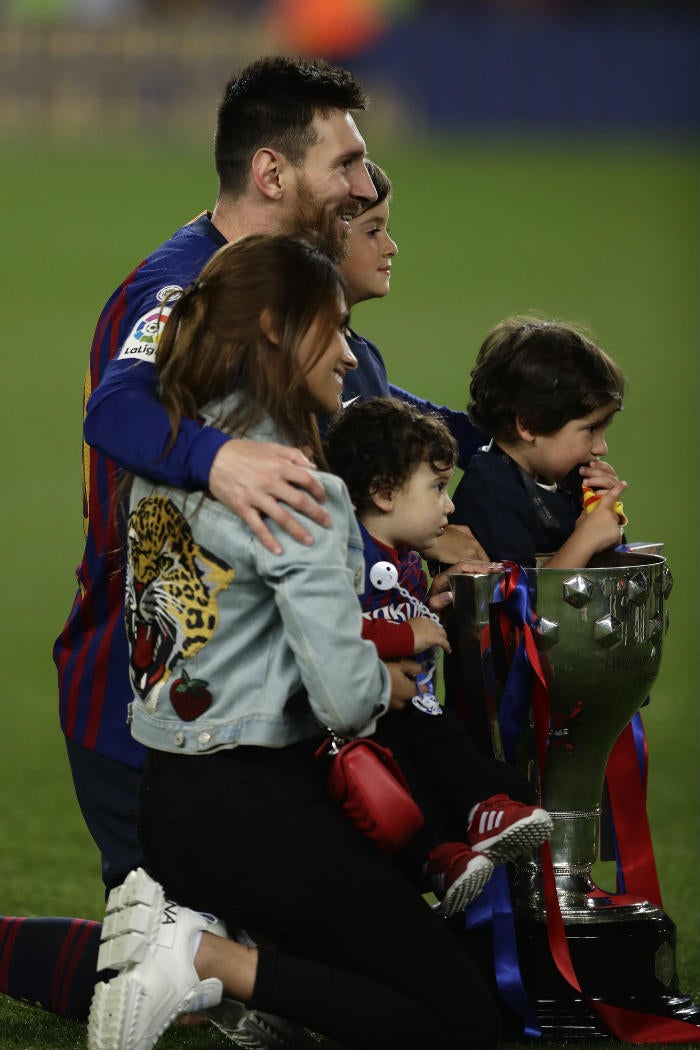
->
389, 460, 455, 550
339, 199, 397, 306
523, 401, 619, 484
300, 294, 358, 414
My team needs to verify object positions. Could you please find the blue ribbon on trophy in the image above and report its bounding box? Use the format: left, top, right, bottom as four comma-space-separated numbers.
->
465, 562, 543, 1039
465, 867, 541, 1039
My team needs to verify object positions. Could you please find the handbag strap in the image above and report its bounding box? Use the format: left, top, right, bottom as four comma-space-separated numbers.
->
315, 730, 345, 759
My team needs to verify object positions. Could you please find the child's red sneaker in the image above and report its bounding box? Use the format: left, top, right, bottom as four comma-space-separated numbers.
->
426, 843, 494, 918
468, 794, 553, 864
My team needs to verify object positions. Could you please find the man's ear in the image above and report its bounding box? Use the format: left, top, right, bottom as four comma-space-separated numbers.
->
259, 308, 280, 347
251, 148, 286, 200
515, 416, 537, 443
368, 480, 395, 513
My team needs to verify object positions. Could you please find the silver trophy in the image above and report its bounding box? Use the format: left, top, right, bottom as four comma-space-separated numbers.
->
448, 549, 700, 1038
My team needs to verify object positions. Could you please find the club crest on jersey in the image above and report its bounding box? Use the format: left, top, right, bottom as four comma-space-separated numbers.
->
156, 284, 183, 303
118, 304, 172, 361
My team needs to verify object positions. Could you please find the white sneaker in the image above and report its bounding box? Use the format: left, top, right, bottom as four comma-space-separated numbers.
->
88, 867, 226, 1050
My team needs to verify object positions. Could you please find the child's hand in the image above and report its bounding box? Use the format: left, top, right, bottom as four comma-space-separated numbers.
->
410, 616, 451, 655
385, 659, 423, 710
421, 524, 488, 564
580, 461, 628, 526
425, 561, 502, 615
573, 481, 628, 553
579, 458, 619, 491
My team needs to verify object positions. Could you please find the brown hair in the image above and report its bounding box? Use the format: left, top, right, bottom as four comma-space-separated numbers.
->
156, 234, 347, 465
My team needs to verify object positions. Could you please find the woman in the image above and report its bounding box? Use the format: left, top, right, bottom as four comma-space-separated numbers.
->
88, 234, 501, 1050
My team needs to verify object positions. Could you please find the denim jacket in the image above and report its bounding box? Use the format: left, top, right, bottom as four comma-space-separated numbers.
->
125, 404, 390, 755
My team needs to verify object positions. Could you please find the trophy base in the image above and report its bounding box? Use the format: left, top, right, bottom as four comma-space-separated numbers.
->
458, 905, 700, 1042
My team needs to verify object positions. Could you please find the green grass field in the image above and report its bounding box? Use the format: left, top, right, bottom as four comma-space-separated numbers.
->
1, 133, 698, 1048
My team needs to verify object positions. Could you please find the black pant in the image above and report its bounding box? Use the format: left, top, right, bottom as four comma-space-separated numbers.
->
138, 742, 501, 1050
65, 737, 145, 892
372, 706, 535, 871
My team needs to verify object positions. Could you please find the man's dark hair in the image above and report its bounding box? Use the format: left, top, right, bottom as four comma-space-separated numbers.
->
325, 398, 457, 515
215, 55, 370, 197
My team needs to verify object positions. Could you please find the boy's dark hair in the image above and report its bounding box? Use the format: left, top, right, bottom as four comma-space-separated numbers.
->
468, 317, 625, 442
215, 55, 369, 197
325, 397, 457, 514
356, 159, 392, 215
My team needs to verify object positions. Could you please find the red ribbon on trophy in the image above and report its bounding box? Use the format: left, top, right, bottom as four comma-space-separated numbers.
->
605, 718, 663, 905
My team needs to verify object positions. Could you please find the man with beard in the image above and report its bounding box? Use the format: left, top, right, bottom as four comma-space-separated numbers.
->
56, 54, 486, 895
55, 56, 380, 898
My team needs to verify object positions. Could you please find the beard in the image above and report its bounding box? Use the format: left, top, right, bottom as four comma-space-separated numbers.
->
285, 178, 355, 264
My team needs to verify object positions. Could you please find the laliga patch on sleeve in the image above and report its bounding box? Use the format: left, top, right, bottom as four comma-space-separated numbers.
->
118, 303, 174, 361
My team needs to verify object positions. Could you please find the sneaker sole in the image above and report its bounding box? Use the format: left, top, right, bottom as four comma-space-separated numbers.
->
440, 856, 494, 918
88, 971, 152, 1050
472, 810, 553, 865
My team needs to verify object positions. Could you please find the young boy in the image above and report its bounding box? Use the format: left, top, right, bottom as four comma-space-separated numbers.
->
325, 398, 553, 916
450, 316, 628, 567
324, 160, 484, 479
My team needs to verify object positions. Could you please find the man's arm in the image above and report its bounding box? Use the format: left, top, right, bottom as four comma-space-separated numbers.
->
85, 356, 331, 553
84, 356, 228, 487
388, 383, 485, 468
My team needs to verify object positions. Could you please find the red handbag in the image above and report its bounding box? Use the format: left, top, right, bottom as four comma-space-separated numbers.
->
316, 735, 424, 856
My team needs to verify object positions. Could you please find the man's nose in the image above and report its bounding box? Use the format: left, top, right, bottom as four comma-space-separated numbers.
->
352, 162, 378, 203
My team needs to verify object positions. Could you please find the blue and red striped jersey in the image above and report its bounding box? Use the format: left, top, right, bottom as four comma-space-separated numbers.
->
55, 214, 483, 768
54, 214, 227, 767
359, 523, 428, 660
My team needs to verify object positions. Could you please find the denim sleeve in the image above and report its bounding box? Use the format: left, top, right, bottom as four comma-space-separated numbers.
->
258, 477, 391, 738
84, 356, 230, 489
